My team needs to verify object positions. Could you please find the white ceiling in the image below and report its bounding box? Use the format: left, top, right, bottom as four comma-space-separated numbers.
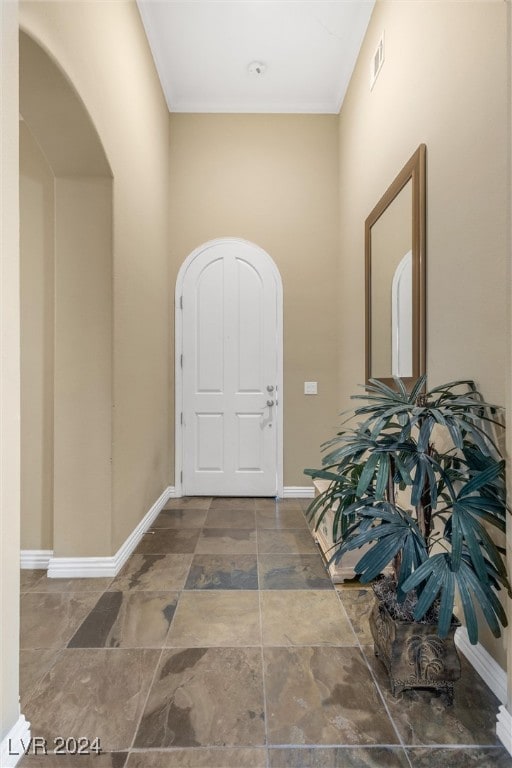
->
136, 0, 375, 114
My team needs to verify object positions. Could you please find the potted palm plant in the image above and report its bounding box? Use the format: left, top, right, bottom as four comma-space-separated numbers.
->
305, 376, 510, 700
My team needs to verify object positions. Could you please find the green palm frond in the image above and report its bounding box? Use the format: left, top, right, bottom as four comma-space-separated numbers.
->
304, 375, 510, 644
401, 553, 508, 641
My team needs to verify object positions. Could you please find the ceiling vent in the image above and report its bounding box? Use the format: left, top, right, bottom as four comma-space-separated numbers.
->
370, 32, 385, 90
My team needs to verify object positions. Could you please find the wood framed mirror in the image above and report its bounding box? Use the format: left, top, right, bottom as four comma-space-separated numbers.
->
365, 144, 426, 387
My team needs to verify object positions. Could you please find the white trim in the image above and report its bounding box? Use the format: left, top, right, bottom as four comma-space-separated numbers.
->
1, 714, 31, 768
497, 705, 512, 756
169, 101, 340, 115
46, 486, 174, 578
455, 626, 508, 704
47, 555, 121, 579
171, 487, 313, 500
20, 550, 53, 570
282, 486, 314, 499
175, 238, 284, 499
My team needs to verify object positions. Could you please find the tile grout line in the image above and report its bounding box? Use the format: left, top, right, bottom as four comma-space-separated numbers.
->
332, 583, 413, 766
125, 625, 168, 753
255, 511, 271, 768
357, 642, 414, 768
124, 498, 215, 758
125, 527, 188, 753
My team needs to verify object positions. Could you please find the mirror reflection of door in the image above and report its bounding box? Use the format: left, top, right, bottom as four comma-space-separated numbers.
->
392, 250, 413, 377
370, 179, 412, 379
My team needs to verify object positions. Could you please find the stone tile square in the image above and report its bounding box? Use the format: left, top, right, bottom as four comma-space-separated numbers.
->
163, 497, 212, 510
336, 586, 375, 644
268, 747, 410, 767
204, 508, 256, 529
133, 529, 200, 555
195, 528, 257, 555
210, 497, 257, 510
261, 590, 356, 646
20, 649, 62, 707
264, 646, 399, 745
365, 649, 503, 746
20, 569, 46, 592
126, 748, 267, 767
258, 554, 333, 590
406, 747, 512, 768
20, 592, 101, 649
167, 591, 260, 646
19, 754, 128, 768
255, 498, 305, 511
23, 648, 160, 751
28, 576, 114, 593
258, 529, 318, 554
407, 747, 512, 767
134, 647, 265, 747
151, 509, 208, 529
255, 508, 308, 529
111, 554, 192, 591
68, 591, 178, 648
184, 554, 258, 590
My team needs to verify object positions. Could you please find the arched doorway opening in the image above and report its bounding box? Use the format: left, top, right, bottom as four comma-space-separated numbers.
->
19, 30, 113, 565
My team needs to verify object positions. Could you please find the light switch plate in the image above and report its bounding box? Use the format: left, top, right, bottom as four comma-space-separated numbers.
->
304, 381, 318, 395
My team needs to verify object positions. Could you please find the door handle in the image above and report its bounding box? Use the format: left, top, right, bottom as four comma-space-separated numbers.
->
266, 399, 275, 407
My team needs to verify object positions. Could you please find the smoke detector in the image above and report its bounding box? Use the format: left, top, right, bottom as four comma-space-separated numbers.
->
247, 61, 267, 76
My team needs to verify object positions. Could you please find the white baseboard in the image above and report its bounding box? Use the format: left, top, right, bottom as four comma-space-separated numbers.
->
282, 486, 314, 498
24, 485, 311, 577
171, 487, 313, 499
1, 714, 31, 767
20, 550, 53, 570
47, 486, 174, 578
497, 705, 512, 756
455, 626, 507, 704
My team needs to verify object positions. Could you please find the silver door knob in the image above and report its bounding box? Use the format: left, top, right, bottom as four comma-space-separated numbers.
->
266, 399, 275, 407
266, 385, 274, 392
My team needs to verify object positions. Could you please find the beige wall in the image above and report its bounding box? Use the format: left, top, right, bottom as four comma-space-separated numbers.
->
53, 178, 113, 556
20, 122, 55, 551
20, 1, 171, 555
337, 0, 509, 667
169, 114, 340, 486
1, 0, 20, 745
20, 29, 114, 558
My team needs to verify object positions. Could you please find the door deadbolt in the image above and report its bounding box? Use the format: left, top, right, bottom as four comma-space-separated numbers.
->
266, 385, 274, 392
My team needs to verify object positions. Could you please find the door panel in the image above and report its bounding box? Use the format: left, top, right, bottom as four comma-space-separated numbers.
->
236, 413, 263, 471
196, 413, 223, 472
237, 259, 263, 392
197, 258, 224, 392
181, 240, 279, 496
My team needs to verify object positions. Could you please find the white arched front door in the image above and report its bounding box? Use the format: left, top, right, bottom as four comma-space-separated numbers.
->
176, 238, 283, 496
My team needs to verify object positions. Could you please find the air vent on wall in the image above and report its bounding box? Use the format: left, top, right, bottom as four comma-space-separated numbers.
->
370, 32, 385, 90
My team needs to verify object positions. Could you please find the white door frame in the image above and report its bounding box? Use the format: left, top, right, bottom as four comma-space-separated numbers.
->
174, 237, 284, 498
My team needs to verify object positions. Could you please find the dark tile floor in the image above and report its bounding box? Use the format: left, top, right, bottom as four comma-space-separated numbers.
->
18, 497, 512, 768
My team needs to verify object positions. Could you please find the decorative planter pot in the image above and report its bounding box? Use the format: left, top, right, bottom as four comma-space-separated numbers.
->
369, 600, 461, 702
